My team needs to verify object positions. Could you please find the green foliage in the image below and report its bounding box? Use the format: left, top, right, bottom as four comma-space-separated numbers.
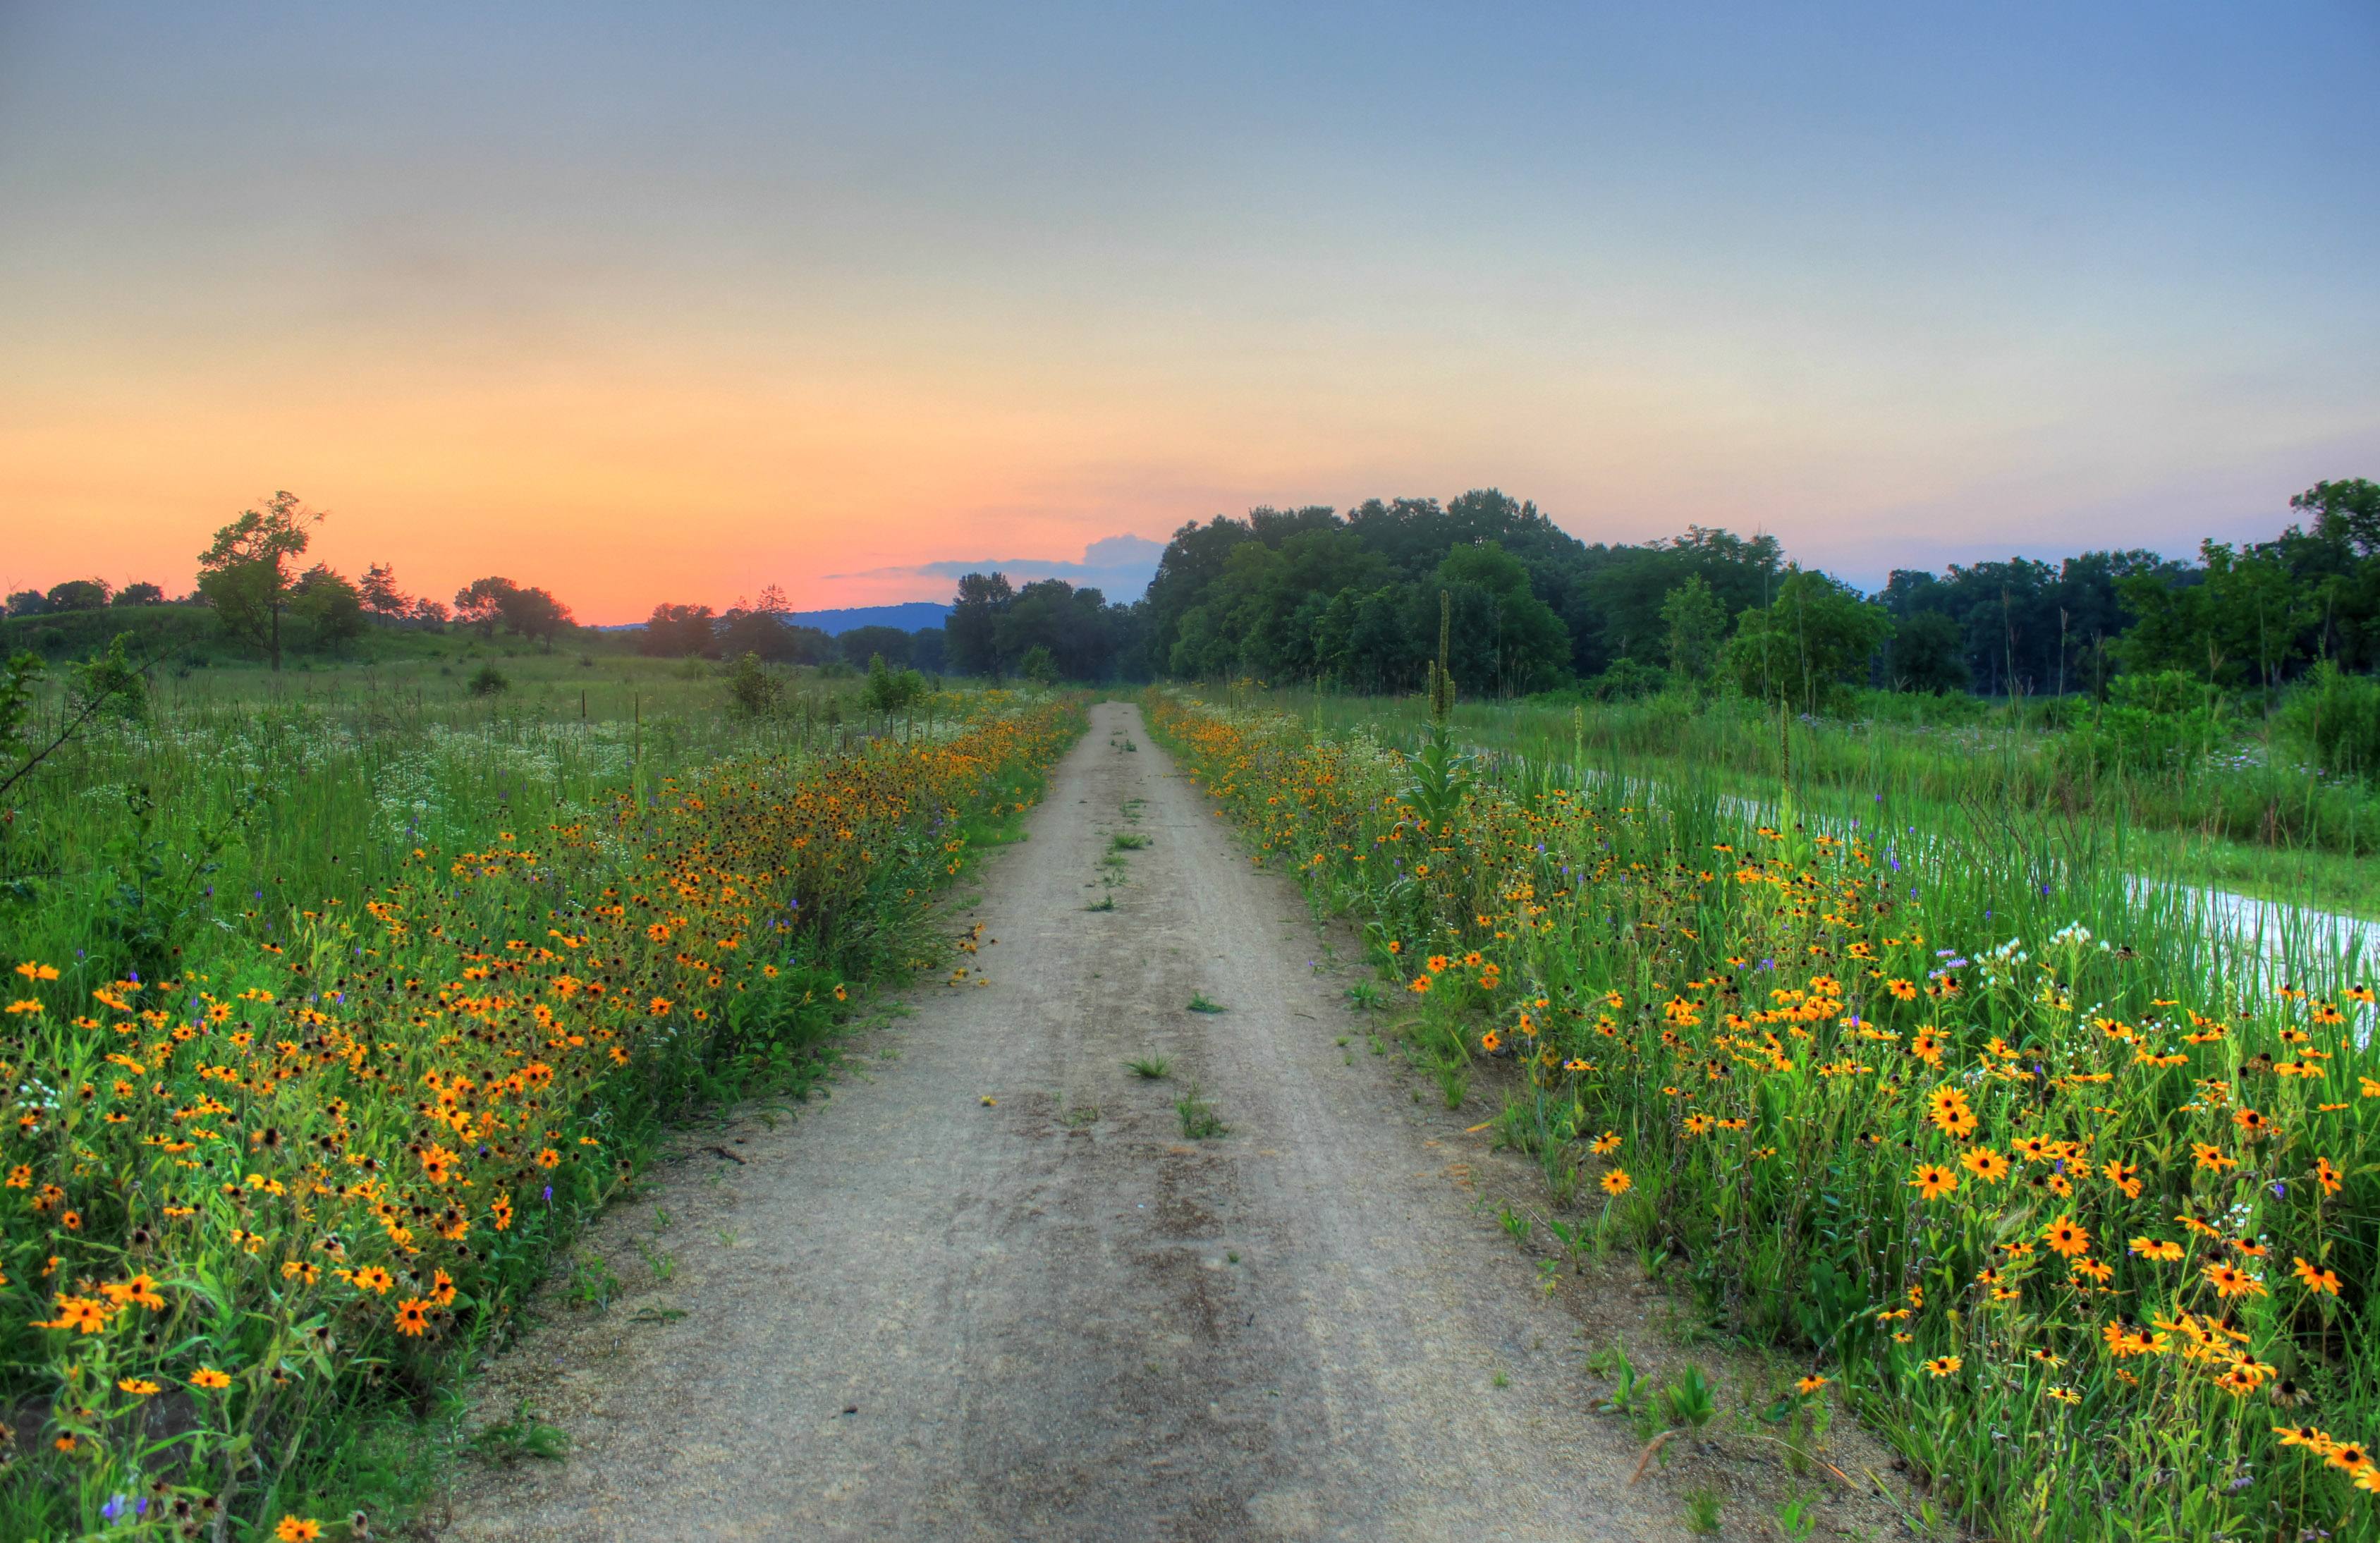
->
1659, 575, 1726, 684
1721, 568, 1894, 714
195, 489, 322, 670
1173, 1082, 1228, 1139
1886, 609, 1971, 695
1016, 643, 1060, 685
468, 661, 511, 696
724, 652, 786, 718
2277, 660, 2380, 783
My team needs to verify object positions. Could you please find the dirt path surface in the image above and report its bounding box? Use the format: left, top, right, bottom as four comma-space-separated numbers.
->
445, 701, 1673, 1542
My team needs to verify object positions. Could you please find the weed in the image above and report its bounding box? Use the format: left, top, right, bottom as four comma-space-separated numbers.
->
1176, 1082, 1229, 1139
1432, 1054, 1469, 1109
566, 1251, 623, 1312
470, 1400, 570, 1465
633, 1239, 678, 1283
630, 1305, 688, 1325
1064, 1105, 1100, 1127
1498, 1205, 1532, 1248
1110, 831, 1149, 850
716, 1228, 740, 1248
1491, 1368, 1510, 1389
1661, 1366, 1718, 1434
1125, 1052, 1173, 1079
1343, 978, 1384, 1011
1085, 895, 1116, 910
1774, 1487, 1819, 1542
1227, 1250, 1240, 1264
1681, 1485, 1722, 1535
1186, 992, 1226, 1013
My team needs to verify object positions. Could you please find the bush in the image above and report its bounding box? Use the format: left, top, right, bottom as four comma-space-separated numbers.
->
468, 663, 510, 696
2278, 661, 2380, 783
724, 652, 786, 718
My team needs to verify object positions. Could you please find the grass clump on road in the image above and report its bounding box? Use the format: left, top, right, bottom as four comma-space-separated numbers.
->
1125, 1053, 1172, 1079
1186, 992, 1226, 1013
1175, 1082, 1228, 1139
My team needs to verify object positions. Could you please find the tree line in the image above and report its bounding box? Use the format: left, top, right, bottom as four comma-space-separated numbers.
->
20, 477, 2379, 701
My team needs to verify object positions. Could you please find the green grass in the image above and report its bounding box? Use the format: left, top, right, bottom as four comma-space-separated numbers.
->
1244, 682, 2380, 914
1153, 685, 2380, 1543
1125, 1053, 1173, 1079
0, 642, 1082, 1537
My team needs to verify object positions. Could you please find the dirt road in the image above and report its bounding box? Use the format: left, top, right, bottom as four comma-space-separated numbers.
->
446, 701, 1671, 1542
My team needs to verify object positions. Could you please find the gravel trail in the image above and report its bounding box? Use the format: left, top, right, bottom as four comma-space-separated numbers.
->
445, 700, 1670, 1542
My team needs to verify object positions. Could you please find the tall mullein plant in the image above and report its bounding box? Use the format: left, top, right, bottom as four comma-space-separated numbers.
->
1406, 591, 1475, 833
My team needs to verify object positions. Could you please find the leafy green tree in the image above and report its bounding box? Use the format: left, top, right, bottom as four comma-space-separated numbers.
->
45, 578, 111, 611
2293, 478, 2380, 557
836, 625, 913, 668
112, 582, 165, 607
196, 491, 323, 670
1886, 609, 1971, 695
1722, 569, 1893, 714
1659, 575, 1726, 684
1015, 644, 1059, 685
995, 580, 1118, 679
4, 590, 44, 618
358, 562, 409, 619
2117, 540, 2313, 697
638, 602, 717, 657
946, 572, 1014, 676
290, 565, 365, 652
1432, 542, 1570, 695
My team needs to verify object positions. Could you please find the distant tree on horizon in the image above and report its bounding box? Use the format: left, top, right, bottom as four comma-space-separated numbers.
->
196, 490, 324, 671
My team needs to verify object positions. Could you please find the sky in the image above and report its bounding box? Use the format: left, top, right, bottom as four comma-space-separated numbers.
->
3, 2, 2376, 622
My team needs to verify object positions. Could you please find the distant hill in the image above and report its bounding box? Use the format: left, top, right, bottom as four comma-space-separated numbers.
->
591, 602, 951, 635
787, 602, 951, 636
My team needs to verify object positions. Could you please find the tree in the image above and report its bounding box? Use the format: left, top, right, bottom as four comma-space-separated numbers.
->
836, 625, 914, 669
1659, 575, 1726, 684
454, 576, 574, 649
2118, 541, 2313, 701
196, 491, 323, 670
113, 582, 165, 607
862, 652, 931, 730
453, 577, 515, 637
946, 572, 1014, 676
2293, 478, 2380, 558
410, 596, 450, 628
45, 578, 111, 612
1016, 644, 1060, 685
359, 562, 410, 619
910, 626, 948, 673
290, 565, 365, 651
639, 603, 717, 657
4, 591, 44, 618
718, 609, 797, 661
1432, 542, 1571, 695
1886, 610, 1970, 695
1722, 569, 1893, 714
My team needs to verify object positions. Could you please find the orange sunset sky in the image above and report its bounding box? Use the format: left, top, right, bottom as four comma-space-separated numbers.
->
4, 4, 2376, 622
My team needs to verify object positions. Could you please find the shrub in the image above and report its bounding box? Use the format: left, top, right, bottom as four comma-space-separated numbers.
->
2278, 661, 2380, 783
468, 663, 510, 695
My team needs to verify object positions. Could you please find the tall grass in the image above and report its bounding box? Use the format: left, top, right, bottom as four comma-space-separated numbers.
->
1242, 683, 2380, 920
1152, 685, 2378, 1542
0, 654, 1082, 1537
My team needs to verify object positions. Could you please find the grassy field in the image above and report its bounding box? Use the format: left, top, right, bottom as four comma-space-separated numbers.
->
1152, 683, 2379, 1543
1237, 683, 2380, 924
0, 640, 1081, 1538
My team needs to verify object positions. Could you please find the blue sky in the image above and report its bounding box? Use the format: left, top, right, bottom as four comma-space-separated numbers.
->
2, 1, 2374, 614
